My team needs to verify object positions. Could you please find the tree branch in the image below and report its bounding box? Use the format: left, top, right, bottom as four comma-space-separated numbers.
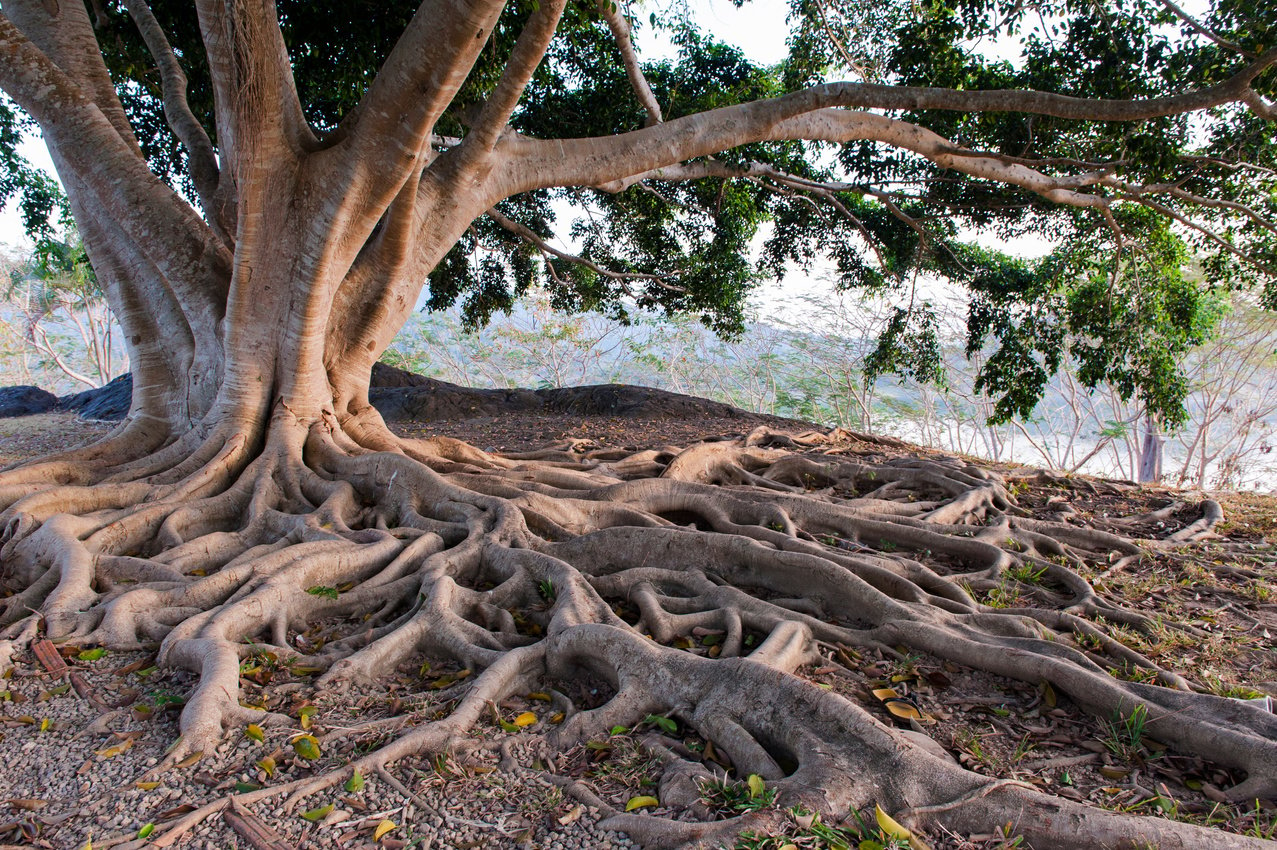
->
467, 0, 569, 151
122, 0, 226, 240
500, 45, 1277, 195
486, 207, 687, 292
1152, 0, 1255, 58
595, 0, 662, 125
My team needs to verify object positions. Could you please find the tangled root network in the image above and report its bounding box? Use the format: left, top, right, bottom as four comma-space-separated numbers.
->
0, 420, 1273, 849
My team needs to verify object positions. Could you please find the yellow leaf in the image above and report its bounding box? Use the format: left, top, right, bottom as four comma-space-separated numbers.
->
134, 781, 161, 791
747, 774, 765, 799
527, 692, 551, 702
373, 819, 396, 841
96, 738, 135, 758
550, 712, 565, 724
38, 717, 50, 732
299, 705, 317, 730
257, 755, 276, 776
79, 836, 92, 850
513, 712, 537, 728
1042, 681, 1057, 708
872, 688, 900, 701
246, 724, 265, 742
291, 734, 321, 760
875, 804, 911, 841
174, 751, 203, 769
875, 804, 932, 850
625, 795, 658, 812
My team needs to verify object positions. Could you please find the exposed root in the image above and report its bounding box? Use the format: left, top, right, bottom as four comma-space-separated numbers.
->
0, 418, 1271, 849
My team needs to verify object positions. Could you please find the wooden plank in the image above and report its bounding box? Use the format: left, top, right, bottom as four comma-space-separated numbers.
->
31, 640, 67, 675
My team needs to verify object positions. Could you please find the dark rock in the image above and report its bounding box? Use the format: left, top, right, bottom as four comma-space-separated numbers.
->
0, 385, 60, 418
60, 373, 132, 421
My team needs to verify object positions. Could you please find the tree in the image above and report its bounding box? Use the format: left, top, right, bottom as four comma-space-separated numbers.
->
0, 1, 1275, 847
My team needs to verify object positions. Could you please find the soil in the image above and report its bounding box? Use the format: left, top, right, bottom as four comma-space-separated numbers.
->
0, 408, 1274, 850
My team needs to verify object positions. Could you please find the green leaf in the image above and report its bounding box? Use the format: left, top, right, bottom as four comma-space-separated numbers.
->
245, 723, 264, 742
234, 782, 262, 793
136, 824, 154, 839
301, 803, 334, 822
305, 586, 339, 600
291, 734, 321, 760
609, 725, 629, 735
747, 774, 765, 799
77, 648, 106, 661
644, 714, 677, 734
344, 770, 365, 793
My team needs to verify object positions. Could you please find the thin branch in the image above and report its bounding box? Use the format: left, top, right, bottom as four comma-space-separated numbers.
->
1152, 0, 1255, 58
595, 0, 662, 125
485, 207, 687, 292
122, 0, 223, 235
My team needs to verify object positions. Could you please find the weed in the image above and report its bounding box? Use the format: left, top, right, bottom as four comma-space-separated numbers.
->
537, 579, 556, 603
1007, 562, 1047, 584
699, 775, 776, 817
1101, 703, 1148, 762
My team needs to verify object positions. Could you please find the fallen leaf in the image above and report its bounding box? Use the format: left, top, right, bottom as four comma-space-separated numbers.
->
301, 803, 334, 822
625, 795, 658, 812
299, 705, 317, 729
136, 823, 155, 839
344, 770, 364, 792
77, 648, 106, 662
257, 755, 276, 777
373, 819, 396, 841
747, 774, 765, 799
513, 711, 537, 727
291, 734, 321, 760
174, 751, 203, 769
96, 738, 135, 758
527, 692, 551, 702
5, 798, 48, 811
134, 781, 161, 791
245, 723, 265, 742
558, 805, 583, 826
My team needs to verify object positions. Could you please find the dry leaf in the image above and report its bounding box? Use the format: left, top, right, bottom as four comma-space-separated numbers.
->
96, 738, 135, 758
174, 751, 203, 769
558, 805, 583, 826
373, 819, 396, 841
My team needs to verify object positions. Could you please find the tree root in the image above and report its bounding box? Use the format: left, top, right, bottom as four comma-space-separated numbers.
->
0, 419, 1272, 849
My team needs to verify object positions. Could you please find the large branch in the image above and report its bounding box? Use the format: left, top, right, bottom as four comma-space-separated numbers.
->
466, 0, 569, 152
193, 0, 312, 173
0, 13, 231, 324
332, 0, 510, 192
500, 46, 1277, 194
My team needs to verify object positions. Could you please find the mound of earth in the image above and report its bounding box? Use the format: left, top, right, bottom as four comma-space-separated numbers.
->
0, 362, 804, 426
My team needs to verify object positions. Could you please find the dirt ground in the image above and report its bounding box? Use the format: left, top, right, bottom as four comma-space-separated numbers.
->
0, 412, 1274, 850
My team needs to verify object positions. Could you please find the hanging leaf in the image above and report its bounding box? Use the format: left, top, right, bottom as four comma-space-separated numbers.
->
513, 712, 538, 727
625, 795, 658, 811
372, 819, 396, 841
292, 734, 321, 760
300, 803, 334, 822
245, 724, 265, 742
344, 770, 364, 792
